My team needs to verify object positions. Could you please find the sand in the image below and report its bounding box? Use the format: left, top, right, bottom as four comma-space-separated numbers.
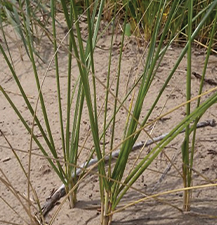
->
1, 19, 217, 225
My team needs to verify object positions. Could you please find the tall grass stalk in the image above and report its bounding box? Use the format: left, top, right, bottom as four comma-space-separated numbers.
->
1, 0, 217, 224
185, 3, 217, 211
181, 0, 193, 211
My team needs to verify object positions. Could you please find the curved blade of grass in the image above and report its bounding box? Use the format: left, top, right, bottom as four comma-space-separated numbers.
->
113, 90, 217, 208
188, 6, 217, 198
111, 0, 165, 186
19, 0, 66, 178
24, 0, 57, 150
111, 182, 217, 216
0, 130, 45, 223
50, 0, 66, 161
0, 86, 66, 183
111, 0, 217, 207
0, 42, 65, 180
133, 0, 217, 143
60, 0, 109, 192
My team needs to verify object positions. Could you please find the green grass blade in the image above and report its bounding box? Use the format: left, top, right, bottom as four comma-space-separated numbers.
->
189, 6, 217, 194
111, 0, 165, 184
0, 44, 57, 161
0, 86, 66, 183
50, 0, 66, 161
114, 90, 217, 208
182, 0, 193, 210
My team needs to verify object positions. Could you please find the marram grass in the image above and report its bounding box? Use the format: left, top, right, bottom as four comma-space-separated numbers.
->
1, 0, 217, 224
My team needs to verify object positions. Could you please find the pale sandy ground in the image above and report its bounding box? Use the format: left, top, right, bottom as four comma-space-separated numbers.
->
1, 19, 217, 225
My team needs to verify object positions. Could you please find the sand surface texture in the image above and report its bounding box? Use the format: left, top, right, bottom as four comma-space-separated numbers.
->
1, 20, 217, 224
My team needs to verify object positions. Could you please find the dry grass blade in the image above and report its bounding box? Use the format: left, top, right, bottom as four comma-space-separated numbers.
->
39, 119, 215, 217
1, 0, 217, 224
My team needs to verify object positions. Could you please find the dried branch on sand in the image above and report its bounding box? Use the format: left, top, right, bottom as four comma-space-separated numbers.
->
38, 119, 216, 218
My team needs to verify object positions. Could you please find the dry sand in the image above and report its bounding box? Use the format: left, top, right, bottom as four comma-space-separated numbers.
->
1, 20, 217, 225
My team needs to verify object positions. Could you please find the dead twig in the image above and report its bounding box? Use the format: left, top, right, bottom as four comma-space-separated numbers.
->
39, 119, 216, 217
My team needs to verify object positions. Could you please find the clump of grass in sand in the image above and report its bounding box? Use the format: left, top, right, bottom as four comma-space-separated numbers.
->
1, 0, 217, 224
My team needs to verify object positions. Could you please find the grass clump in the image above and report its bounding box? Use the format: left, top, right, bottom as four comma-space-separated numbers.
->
1, 0, 217, 224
